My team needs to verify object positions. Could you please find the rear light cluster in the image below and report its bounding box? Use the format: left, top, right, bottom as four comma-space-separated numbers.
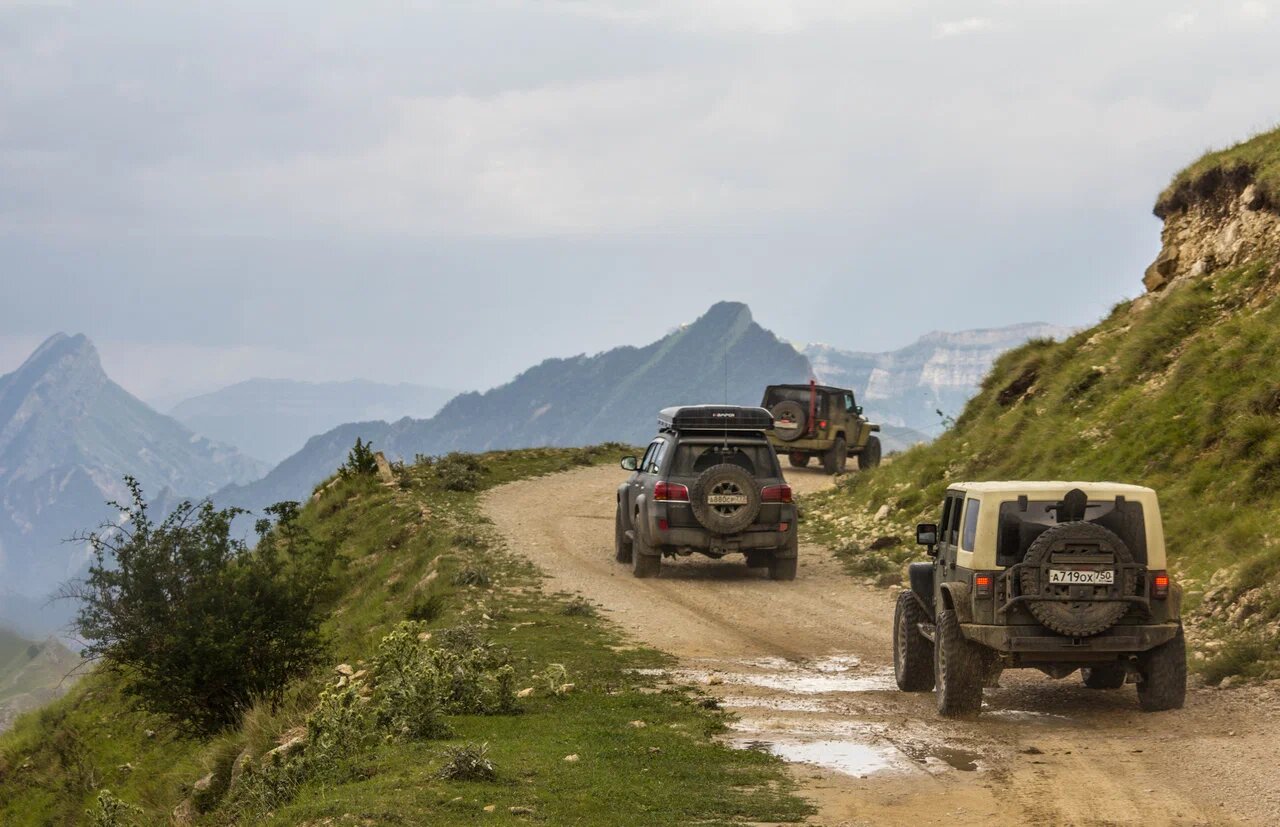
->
974, 573, 994, 599
761, 484, 793, 504
817, 420, 828, 430
1150, 570, 1170, 599
654, 481, 689, 502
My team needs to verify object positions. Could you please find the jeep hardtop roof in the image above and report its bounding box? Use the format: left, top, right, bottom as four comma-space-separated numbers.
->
764, 383, 850, 394
657, 405, 774, 433
949, 481, 1156, 498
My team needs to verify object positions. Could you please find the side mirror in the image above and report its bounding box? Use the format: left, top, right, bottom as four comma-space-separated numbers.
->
620, 456, 638, 471
916, 523, 938, 547
856, 406, 864, 416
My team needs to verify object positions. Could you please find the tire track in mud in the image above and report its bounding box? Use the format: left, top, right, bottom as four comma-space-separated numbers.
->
484, 464, 1278, 826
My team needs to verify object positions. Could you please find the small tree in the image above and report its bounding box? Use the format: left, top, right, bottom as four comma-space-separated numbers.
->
340, 437, 379, 478
68, 479, 339, 734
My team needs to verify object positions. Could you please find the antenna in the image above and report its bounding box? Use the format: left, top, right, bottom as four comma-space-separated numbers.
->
723, 350, 730, 449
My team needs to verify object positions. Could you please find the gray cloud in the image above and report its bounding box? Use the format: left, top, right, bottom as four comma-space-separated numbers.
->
1, 1, 1277, 399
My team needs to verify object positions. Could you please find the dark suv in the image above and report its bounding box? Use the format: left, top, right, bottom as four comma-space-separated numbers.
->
615, 406, 798, 580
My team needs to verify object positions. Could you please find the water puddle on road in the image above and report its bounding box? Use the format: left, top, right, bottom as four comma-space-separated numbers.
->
894, 741, 982, 772
736, 737, 905, 776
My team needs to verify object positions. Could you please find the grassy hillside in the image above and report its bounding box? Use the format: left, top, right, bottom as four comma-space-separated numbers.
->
1158, 125, 1280, 215
804, 259, 1280, 684
0, 447, 810, 825
0, 630, 80, 734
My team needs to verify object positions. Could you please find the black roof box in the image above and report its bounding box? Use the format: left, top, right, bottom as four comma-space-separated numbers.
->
657, 405, 774, 433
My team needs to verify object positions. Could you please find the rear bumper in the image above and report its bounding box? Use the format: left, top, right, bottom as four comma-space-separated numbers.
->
654, 527, 793, 555
960, 622, 1179, 655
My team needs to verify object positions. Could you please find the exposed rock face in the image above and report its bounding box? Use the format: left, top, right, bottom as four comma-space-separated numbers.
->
1144, 178, 1280, 294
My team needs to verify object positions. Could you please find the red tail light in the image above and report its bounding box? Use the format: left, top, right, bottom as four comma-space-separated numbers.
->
654, 481, 689, 502
818, 420, 828, 430
974, 573, 994, 599
761, 484, 793, 504
1150, 570, 1170, 599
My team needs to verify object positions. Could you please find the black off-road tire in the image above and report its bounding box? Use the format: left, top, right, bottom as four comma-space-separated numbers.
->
771, 401, 808, 442
615, 504, 633, 564
788, 452, 811, 468
1081, 663, 1127, 690
631, 522, 661, 579
1018, 521, 1136, 637
859, 436, 882, 470
768, 529, 799, 581
1137, 626, 1187, 712
768, 557, 797, 581
934, 609, 984, 717
822, 437, 848, 475
894, 592, 935, 692
689, 464, 762, 534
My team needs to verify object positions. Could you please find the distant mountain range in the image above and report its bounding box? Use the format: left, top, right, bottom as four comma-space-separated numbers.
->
0, 334, 266, 634
169, 379, 457, 465
0, 626, 79, 733
806, 323, 1075, 436
216, 302, 821, 511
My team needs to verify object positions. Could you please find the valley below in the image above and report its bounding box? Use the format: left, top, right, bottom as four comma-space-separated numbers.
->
485, 465, 1280, 827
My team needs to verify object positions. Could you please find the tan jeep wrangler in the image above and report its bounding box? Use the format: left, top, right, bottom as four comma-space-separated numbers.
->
894, 482, 1186, 717
762, 382, 881, 474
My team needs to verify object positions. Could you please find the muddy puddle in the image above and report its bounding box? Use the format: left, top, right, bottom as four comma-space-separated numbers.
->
637, 653, 990, 780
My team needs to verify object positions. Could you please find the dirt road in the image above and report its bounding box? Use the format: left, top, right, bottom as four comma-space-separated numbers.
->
484, 465, 1280, 826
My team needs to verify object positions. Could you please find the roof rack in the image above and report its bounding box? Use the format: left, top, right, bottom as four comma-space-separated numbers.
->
657, 405, 774, 433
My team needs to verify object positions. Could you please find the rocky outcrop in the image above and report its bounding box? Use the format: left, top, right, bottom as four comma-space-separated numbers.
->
1144, 177, 1280, 294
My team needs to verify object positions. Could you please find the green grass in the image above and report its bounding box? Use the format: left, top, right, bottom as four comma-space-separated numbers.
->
1158, 124, 1280, 214
803, 260, 1280, 683
0, 445, 810, 825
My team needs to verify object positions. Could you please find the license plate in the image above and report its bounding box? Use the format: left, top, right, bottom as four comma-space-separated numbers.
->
775, 421, 799, 430
706, 494, 748, 505
1048, 568, 1114, 585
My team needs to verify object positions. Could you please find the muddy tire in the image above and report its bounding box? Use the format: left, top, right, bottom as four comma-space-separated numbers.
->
788, 452, 811, 468
934, 609, 983, 717
1137, 625, 1186, 712
859, 436, 882, 470
631, 523, 661, 579
822, 436, 848, 475
768, 529, 798, 581
1017, 521, 1136, 637
768, 556, 797, 581
614, 504, 633, 564
689, 464, 761, 534
894, 592, 935, 692
771, 401, 807, 442
1081, 663, 1127, 690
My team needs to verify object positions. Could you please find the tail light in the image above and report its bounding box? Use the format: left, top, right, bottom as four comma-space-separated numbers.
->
657, 518, 669, 531
654, 481, 689, 502
1150, 570, 1169, 599
761, 484, 793, 504
817, 420, 828, 430
974, 573, 994, 599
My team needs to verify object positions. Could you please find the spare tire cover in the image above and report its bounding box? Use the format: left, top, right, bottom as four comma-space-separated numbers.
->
689, 464, 762, 534
1017, 521, 1137, 637
770, 401, 807, 443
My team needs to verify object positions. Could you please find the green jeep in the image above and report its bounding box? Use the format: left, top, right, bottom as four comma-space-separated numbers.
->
761, 382, 881, 474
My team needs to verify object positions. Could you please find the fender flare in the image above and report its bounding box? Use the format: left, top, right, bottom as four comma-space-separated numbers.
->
939, 582, 973, 623
907, 562, 935, 617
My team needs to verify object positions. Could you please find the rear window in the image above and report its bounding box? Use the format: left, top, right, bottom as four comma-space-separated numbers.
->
671, 443, 779, 478
996, 498, 1147, 566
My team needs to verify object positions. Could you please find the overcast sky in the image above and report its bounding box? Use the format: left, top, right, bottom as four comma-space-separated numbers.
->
2, 0, 1278, 405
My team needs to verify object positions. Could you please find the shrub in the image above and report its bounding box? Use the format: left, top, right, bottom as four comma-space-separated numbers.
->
437, 743, 496, 781
340, 437, 379, 478
561, 598, 596, 617
407, 591, 448, 622
436, 453, 484, 492
452, 566, 491, 587
68, 480, 339, 734
85, 790, 143, 827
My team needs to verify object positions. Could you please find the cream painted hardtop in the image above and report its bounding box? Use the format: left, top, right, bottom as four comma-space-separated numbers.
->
945, 481, 1166, 570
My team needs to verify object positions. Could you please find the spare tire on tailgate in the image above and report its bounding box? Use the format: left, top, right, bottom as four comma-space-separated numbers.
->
770, 401, 807, 443
1017, 521, 1138, 637
689, 464, 762, 534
